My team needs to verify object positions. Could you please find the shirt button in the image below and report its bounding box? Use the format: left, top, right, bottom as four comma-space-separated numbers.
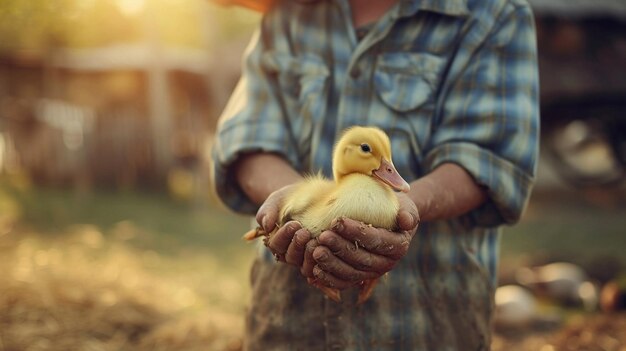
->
350, 67, 361, 79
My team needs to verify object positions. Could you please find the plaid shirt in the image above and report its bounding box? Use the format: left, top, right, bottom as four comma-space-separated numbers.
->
212, 0, 539, 349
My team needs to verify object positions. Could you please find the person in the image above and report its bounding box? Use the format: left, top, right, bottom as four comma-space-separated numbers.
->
211, 0, 539, 349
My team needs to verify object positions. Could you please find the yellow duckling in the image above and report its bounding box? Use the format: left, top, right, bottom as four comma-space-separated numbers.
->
244, 126, 410, 303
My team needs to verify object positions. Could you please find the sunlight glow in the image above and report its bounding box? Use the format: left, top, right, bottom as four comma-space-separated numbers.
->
116, 0, 146, 16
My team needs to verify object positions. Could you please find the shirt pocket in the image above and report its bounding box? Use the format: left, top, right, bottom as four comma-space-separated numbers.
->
374, 52, 445, 113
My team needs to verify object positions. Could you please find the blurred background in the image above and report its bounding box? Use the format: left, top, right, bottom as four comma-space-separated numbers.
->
0, 0, 624, 350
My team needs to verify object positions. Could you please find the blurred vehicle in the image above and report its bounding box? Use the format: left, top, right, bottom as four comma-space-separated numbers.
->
530, 0, 626, 187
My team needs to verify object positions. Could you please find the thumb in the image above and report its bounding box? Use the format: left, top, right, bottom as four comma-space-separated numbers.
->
397, 194, 419, 232
255, 185, 294, 232
256, 199, 279, 232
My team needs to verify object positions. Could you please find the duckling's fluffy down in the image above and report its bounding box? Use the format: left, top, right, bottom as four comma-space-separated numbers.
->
280, 173, 399, 237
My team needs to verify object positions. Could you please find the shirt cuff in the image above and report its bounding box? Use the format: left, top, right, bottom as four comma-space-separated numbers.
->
424, 142, 535, 228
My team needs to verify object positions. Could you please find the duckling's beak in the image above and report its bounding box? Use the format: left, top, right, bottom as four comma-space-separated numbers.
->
373, 158, 410, 193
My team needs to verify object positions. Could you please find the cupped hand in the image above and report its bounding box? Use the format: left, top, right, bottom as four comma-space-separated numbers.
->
255, 185, 311, 265
305, 193, 419, 289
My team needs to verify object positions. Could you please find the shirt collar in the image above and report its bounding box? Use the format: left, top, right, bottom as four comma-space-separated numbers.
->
398, 0, 469, 18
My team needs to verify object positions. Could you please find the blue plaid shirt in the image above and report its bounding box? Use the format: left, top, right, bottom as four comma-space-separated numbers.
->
212, 0, 539, 349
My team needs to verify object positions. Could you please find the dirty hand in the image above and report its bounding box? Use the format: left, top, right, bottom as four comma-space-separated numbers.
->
302, 193, 419, 289
256, 185, 312, 265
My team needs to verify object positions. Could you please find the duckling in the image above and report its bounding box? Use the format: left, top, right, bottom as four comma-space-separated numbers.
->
243, 126, 410, 303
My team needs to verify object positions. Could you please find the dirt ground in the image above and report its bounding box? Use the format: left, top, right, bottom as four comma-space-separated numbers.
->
2, 228, 626, 351
0, 228, 246, 351
492, 313, 626, 351
491, 184, 626, 351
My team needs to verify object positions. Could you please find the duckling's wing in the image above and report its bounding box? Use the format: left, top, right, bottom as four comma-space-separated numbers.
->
333, 175, 400, 230
279, 175, 333, 224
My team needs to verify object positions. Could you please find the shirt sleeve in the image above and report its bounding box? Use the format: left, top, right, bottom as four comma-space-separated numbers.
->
424, 2, 540, 227
211, 14, 300, 214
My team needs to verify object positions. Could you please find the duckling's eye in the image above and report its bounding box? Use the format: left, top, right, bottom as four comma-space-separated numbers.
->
360, 143, 371, 153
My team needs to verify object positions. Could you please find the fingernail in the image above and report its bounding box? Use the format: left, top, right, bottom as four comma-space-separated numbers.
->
313, 250, 327, 261
261, 215, 268, 231
318, 232, 335, 246
332, 218, 343, 232
296, 230, 310, 243
313, 266, 323, 277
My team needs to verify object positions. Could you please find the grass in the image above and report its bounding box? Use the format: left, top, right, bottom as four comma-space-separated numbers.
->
0, 176, 253, 257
